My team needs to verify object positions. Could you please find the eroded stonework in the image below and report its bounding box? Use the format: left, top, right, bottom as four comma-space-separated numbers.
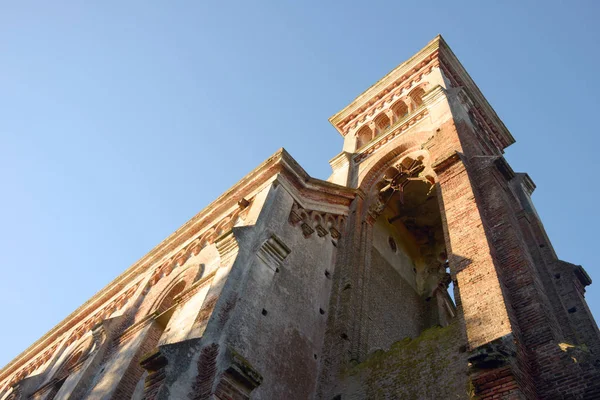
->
2, 35, 599, 400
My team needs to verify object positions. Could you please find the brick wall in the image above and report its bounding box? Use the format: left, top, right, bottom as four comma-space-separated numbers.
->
112, 322, 165, 399
366, 248, 426, 352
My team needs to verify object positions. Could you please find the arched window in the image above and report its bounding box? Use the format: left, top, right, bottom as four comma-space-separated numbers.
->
156, 281, 186, 316
38, 349, 85, 400
409, 87, 425, 109
111, 281, 187, 400
356, 125, 373, 149
391, 100, 409, 121
374, 113, 391, 136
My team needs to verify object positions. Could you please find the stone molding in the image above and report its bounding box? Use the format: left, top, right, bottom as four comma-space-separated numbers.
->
328, 151, 352, 171
288, 201, 346, 240
256, 235, 291, 271
215, 230, 239, 266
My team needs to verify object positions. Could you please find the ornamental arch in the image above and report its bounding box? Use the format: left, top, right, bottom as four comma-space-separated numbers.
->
343, 147, 456, 355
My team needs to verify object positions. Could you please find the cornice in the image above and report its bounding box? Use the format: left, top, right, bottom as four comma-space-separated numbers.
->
329, 35, 516, 151
328, 152, 352, 171
0, 148, 355, 383
519, 173, 536, 196
329, 35, 442, 136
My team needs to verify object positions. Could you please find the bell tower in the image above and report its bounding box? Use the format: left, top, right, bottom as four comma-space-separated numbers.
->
320, 35, 600, 399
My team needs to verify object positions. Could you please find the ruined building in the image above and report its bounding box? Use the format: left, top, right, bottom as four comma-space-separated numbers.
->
2, 35, 600, 400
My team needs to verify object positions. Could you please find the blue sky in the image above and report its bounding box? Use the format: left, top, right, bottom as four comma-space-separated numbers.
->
1, 1, 599, 367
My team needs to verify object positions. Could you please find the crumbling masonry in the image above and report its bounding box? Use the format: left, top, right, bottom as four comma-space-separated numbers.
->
2, 35, 599, 400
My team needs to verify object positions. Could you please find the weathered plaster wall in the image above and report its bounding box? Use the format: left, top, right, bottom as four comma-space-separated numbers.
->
218, 181, 344, 400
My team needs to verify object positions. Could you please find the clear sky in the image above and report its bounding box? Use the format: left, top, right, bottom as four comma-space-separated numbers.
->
1, 1, 599, 368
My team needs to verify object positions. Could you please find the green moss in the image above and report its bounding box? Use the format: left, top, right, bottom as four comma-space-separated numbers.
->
467, 378, 477, 399
343, 324, 469, 399
348, 325, 453, 375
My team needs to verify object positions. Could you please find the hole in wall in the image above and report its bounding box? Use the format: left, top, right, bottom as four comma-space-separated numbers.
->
555, 274, 561, 279
539, 244, 546, 248
325, 270, 331, 279
568, 307, 577, 314
388, 237, 397, 252
261, 309, 268, 316
313, 354, 318, 359
446, 265, 456, 305
340, 333, 348, 340
319, 308, 325, 315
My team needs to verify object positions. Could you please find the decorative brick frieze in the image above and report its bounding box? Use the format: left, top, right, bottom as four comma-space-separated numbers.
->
334, 52, 440, 136
353, 108, 429, 163
288, 201, 346, 240
147, 200, 253, 292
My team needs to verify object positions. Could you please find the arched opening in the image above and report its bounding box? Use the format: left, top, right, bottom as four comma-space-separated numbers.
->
156, 281, 186, 316
115, 281, 187, 400
356, 125, 373, 149
363, 156, 455, 353
408, 87, 425, 110
374, 113, 391, 136
38, 348, 86, 400
391, 100, 408, 121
